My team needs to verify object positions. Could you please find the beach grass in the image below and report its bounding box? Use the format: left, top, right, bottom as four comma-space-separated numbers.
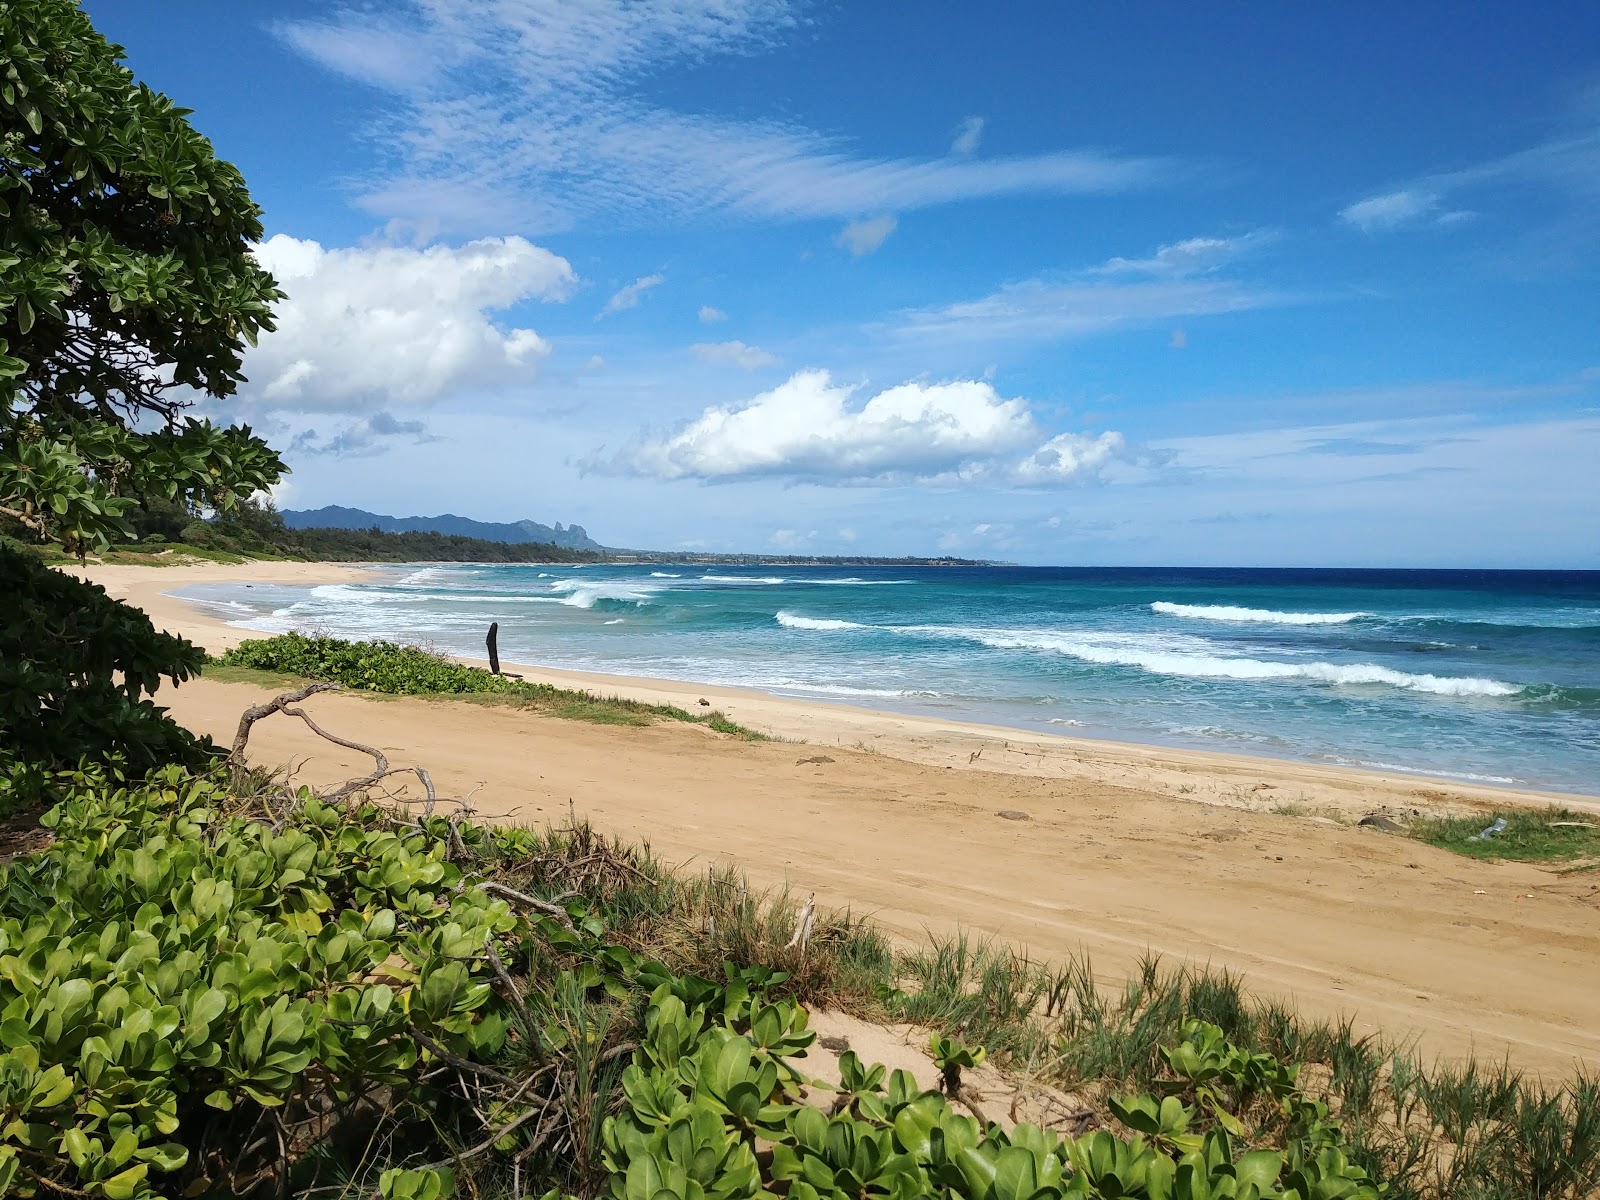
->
486, 815, 1600, 1200
1409, 808, 1600, 862
208, 633, 772, 739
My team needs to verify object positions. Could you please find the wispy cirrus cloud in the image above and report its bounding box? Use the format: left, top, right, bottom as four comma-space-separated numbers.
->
886, 233, 1283, 344
598, 369, 1127, 486
1339, 85, 1600, 237
1092, 231, 1272, 276
276, 2, 1171, 235
598, 273, 665, 318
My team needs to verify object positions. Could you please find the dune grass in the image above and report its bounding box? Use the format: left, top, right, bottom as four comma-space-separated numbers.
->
490, 816, 1600, 1200
1410, 808, 1600, 862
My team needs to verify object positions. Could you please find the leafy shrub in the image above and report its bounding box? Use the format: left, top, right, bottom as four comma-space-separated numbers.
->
216, 634, 767, 737
601, 987, 1385, 1200
0, 760, 525, 1200
0, 547, 210, 774
220, 632, 530, 697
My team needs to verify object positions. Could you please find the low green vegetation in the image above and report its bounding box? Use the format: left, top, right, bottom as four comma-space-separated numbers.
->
1, 751, 1597, 1200
1409, 809, 1600, 863
214, 633, 769, 739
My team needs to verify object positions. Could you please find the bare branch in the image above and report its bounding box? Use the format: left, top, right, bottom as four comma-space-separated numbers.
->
483, 935, 538, 1055
475, 881, 576, 929
229, 682, 340, 764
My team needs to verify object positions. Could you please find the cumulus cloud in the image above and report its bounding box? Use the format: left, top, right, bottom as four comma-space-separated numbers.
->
598, 273, 664, 317
951, 116, 985, 156
1339, 189, 1441, 232
242, 234, 573, 411
603, 369, 1125, 486
691, 340, 779, 368
276, 4, 1168, 234
698, 305, 729, 323
1013, 431, 1128, 483
836, 215, 897, 256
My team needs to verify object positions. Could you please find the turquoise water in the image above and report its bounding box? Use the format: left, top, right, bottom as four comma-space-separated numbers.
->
181, 565, 1600, 794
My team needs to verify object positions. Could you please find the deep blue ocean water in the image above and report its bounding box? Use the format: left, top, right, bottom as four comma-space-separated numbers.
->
180, 565, 1600, 794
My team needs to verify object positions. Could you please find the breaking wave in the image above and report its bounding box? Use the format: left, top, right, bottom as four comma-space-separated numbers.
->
947, 627, 1520, 697
1152, 601, 1369, 625
776, 611, 865, 631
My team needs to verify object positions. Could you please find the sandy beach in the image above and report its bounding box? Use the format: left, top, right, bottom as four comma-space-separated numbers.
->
77, 559, 1600, 1075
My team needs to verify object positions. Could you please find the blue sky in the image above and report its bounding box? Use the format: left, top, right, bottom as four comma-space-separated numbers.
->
89, 1, 1600, 565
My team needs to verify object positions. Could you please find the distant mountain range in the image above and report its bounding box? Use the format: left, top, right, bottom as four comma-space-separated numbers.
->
281, 506, 604, 551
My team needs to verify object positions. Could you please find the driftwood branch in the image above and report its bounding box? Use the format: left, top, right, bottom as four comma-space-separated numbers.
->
228, 684, 437, 807
229, 682, 340, 764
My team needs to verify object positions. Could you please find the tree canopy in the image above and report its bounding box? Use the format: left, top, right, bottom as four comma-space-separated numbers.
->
0, 0, 284, 554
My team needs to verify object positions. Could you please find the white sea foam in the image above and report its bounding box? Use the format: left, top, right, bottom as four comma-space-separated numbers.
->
1048, 718, 1086, 727
797, 577, 913, 586
935, 626, 1521, 697
775, 611, 865, 631
308, 583, 387, 605
758, 679, 920, 698
701, 574, 786, 584
649, 572, 682, 578
397, 567, 446, 585
1325, 758, 1522, 785
603, 618, 625, 625
1152, 601, 1369, 625
554, 583, 656, 609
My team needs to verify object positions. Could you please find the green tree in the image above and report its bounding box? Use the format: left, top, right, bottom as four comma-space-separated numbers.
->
1, 0, 285, 554
0, 0, 287, 771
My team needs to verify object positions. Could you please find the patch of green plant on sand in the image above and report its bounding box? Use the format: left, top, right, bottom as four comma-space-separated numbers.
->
1409, 808, 1600, 862
213, 633, 770, 738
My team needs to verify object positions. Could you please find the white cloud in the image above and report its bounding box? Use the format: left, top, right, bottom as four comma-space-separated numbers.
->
276, 4, 1168, 234
242, 234, 574, 411
1094, 232, 1267, 275
1013, 431, 1128, 483
1338, 93, 1600, 239
892, 277, 1275, 344
836, 215, 897, 256
691, 340, 779, 368
951, 116, 984, 156
1339, 189, 1441, 232
604, 369, 1125, 486
880, 233, 1282, 344
598, 273, 664, 318
698, 305, 729, 323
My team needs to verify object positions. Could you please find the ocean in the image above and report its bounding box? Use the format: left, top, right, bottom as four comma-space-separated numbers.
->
179, 564, 1600, 795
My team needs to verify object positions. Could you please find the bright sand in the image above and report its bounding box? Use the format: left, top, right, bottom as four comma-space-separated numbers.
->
74, 560, 1600, 1074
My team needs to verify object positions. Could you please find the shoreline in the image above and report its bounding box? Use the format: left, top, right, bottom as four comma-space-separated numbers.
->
67, 558, 1600, 1072
79, 557, 1599, 817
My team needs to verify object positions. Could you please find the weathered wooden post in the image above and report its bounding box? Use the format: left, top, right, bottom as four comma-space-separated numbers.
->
486, 622, 501, 675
